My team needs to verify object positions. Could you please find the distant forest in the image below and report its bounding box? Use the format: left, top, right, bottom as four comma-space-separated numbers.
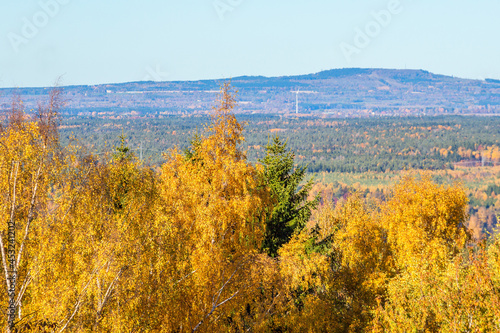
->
60, 114, 500, 172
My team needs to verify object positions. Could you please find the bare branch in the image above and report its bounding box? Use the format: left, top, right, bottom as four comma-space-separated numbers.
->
6, 161, 19, 330
58, 266, 100, 332
0, 233, 10, 293
16, 161, 43, 270
98, 267, 124, 314
174, 270, 197, 286
1, 161, 20, 292
191, 290, 239, 332
191, 258, 250, 332
15, 271, 32, 307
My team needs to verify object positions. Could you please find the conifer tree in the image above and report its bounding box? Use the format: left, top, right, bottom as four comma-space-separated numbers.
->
260, 136, 319, 257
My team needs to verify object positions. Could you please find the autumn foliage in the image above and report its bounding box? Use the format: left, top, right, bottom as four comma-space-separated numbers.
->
0, 85, 499, 332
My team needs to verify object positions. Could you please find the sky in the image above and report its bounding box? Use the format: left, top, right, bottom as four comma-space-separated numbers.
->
0, 0, 499, 88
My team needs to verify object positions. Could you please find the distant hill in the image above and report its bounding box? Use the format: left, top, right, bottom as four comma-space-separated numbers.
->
1, 68, 500, 117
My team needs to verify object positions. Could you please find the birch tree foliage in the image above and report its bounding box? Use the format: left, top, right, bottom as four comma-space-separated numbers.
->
282, 195, 389, 333
150, 83, 271, 331
48, 142, 158, 332
382, 175, 470, 271
0, 92, 62, 331
5, 120, 157, 332
282, 176, 474, 333
370, 176, 490, 332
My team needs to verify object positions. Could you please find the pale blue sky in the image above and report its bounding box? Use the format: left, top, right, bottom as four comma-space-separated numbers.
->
1, 0, 499, 88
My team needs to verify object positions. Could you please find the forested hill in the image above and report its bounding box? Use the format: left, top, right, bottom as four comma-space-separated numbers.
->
1, 68, 500, 116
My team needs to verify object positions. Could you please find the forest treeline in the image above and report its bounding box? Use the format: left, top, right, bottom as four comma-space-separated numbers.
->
1, 85, 500, 332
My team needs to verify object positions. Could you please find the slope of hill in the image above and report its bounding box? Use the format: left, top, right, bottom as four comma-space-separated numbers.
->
1, 68, 500, 116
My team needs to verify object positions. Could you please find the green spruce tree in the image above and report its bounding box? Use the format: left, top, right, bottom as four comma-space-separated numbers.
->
260, 136, 319, 257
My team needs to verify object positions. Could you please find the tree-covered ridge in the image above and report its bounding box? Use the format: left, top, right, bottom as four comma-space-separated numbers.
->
3, 68, 500, 115
0, 86, 499, 332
